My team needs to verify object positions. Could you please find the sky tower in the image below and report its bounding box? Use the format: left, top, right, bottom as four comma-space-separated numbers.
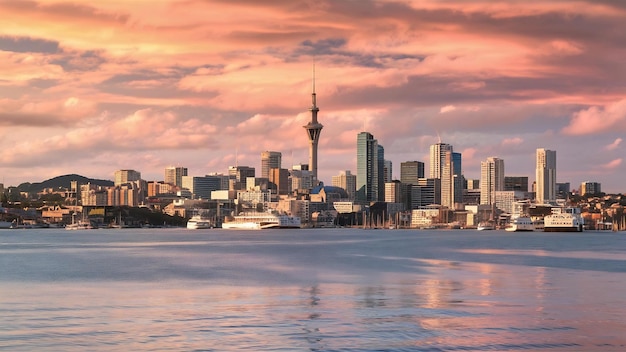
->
303, 66, 323, 184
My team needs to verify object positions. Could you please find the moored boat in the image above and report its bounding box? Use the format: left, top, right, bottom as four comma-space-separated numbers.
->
505, 217, 535, 232
187, 215, 213, 229
543, 207, 584, 232
477, 222, 495, 231
222, 211, 301, 230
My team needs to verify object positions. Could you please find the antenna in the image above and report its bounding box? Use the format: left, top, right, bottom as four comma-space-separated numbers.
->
436, 130, 442, 144
235, 147, 239, 167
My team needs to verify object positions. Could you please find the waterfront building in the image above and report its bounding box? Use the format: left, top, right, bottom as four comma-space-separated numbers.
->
581, 181, 602, 196
164, 166, 187, 188
303, 70, 323, 184
356, 132, 380, 203
114, 169, 141, 186
536, 148, 556, 204
400, 161, 424, 185
261, 151, 282, 180
480, 157, 505, 206
505, 176, 528, 192
332, 170, 356, 201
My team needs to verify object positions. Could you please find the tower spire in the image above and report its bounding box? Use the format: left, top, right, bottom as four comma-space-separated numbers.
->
304, 61, 323, 184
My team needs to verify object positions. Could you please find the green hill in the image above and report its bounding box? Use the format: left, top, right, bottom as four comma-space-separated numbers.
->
17, 174, 114, 194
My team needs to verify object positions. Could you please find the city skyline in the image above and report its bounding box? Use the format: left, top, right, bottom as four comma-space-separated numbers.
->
1, 1, 626, 191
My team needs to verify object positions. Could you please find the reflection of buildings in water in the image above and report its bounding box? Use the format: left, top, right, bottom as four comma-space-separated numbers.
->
419, 278, 464, 309
302, 285, 324, 349
357, 286, 387, 308
533, 266, 547, 312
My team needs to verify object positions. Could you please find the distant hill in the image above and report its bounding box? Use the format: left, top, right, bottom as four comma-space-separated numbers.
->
17, 174, 114, 194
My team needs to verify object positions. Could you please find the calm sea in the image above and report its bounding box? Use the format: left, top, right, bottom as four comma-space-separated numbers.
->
1, 228, 625, 351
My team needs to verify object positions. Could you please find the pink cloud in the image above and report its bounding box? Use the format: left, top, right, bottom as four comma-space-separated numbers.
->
601, 158, 622, 170
501, 137, 523, 146
562, 99, 626, 135
605, 138, 622, 151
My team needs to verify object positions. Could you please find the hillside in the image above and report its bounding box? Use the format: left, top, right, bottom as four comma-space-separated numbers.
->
17, 174, 114, 193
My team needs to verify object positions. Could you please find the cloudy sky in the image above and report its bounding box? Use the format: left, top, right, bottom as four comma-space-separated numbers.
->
1, 0, 626, 192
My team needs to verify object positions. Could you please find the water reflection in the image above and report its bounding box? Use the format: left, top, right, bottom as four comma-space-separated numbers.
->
2, 229, 626, 351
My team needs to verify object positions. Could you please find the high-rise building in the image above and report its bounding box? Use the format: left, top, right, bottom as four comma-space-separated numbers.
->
356, 132, 379, 203
332, 170, 356, 200
480, 157, 505, 205
261, 151, 281, 180
303, 69, 323, 184
269, 168, 290, 195
452, 152, 463, 206
400, 161, 424, 185
228, 166, 255, 191
429, 143, 453, 179
430, 143, 454, 208
385, 180, 402, 203
164, 166, 188, 187
383, 160, 392, 183
505, 176, 529, 192
378, 145, 386, 202
580, 181, 601, 196
182, 176, 223, 199
536, 148, 556, 204
114, 169, 141, 186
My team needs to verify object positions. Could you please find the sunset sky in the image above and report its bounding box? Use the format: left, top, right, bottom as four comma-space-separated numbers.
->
1, 0, 626, 192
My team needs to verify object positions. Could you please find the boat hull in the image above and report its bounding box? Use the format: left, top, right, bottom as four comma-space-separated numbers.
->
544, 226, 583, 232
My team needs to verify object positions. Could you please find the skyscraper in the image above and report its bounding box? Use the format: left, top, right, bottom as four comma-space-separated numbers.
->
429, 143, 453, 179
332, 170, 356, 200
430, 142, 454, 207
400, 161, 425, 185
261, 151, 281, 180
114, 169, 141, 186
303, 68, 323, 184
164, 166, 188, 188
480, 157, 505, 205
356, 132, 379, 203
536, 148, 556, 204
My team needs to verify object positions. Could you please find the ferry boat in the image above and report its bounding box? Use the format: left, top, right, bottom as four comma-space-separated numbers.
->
543, 207, 584, 232
222, 211, 301, 230
505, 217, 535, 232
186, 215, 213, 229
477, 222, 495, 231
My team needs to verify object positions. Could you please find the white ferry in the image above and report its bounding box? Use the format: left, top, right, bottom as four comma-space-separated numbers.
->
222, 211, 301, 230
186, 215, 213, 229
505, 217, 535, 232
543, 207, 584, 232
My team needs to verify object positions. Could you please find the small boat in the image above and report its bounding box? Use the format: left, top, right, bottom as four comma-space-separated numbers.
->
505, 217, 535, 232
66, 221, 96, 230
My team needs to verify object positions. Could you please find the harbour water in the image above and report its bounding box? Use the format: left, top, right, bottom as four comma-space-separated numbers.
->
1, 228, 625, 351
